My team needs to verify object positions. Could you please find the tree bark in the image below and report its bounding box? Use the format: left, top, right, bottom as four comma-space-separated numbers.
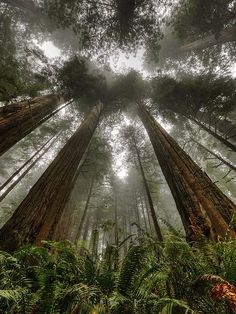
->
0, 94, 64, 157
0, 104, 103, 251
192, 139, 236, 173
137, 102, 236, 241
0, 132, 60, 203
133, 136, 163, 241
178, 26, 236, 53
191, 117, 236, 152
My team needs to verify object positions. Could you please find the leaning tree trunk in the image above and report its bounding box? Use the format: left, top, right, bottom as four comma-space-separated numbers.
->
133, 138, 163, 241
0, 133, 58, 192
137, 102, 236, 241
178, 26, 236, 53
192, 139, 236, 173
195, 111, 236, 144
190, 117, 236, 152
0, 94, 65, 157
0, 104, 103, 251
75, 177, 95, 242
0, 132, 61, 203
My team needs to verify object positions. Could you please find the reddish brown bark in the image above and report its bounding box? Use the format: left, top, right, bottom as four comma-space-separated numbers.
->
0, 94, 64, 157
178, 26, 236, 53
0, 104, 103, 251
138, 102, 236, 241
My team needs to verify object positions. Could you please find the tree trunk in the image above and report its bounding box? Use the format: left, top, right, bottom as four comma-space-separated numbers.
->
137, 102, 236, 241
0, 94, 64, 157
191, 117, 236, 152
192, 139, 236, 172
139, 195, 148, 233
52, 145, 91, 242
75, 178, 94, 241
195, 111, 236, 144
0, 132, 60, 203
133, 136, 163, 241
0, 134, 57, 192
0, 104, 103, 251
178, 26, 236, 53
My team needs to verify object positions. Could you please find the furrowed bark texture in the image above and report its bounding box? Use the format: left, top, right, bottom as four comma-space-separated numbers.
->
0, 94, 63, 157
0, 104, 103, 251
138, 103, 236, 241
179, 26, 236, 53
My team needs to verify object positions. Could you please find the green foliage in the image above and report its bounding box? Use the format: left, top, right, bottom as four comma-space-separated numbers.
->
171, 0, 236, 41
44, 0, 162, 54
151, 74, 236, 117
57, 56, 108, 107
1, 238, 236, 313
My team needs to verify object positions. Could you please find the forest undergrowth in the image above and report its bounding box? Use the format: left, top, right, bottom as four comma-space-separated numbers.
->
1, 233, 236, 314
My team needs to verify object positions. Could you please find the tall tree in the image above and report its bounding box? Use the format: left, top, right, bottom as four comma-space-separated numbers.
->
0, 104, 103, 251
123, 126, 163, 241
137, 102, 236, 241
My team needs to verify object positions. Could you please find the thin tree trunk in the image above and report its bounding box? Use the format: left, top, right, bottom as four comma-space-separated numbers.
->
75, 178, 95, 241
192, 139, 236, 172
0, 94, 64, 157
178, 26, 236, 53
143, 194, 153, 234
0, 134, 56, 192
139, 195, 148, 233
82, 215, 90, 242
134, 193, 142, 237
133, 136, 163, 241
0, 132, 61, 203
137, 102, 236, 241
191, 117, 236, 152
195, 111, 236, 144
0, 104, 103, 251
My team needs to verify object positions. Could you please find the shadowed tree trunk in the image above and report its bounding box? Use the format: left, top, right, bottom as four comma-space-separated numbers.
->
0, 132, 61, 203
52, 146, 91, 242
137, 102, 236, 241
133, 136, 163, 241
192, 139, 236, 173
190, 117, 236, 152
0, 94, 65, 157
178, 26, 236, 53
0, 104, 103, 251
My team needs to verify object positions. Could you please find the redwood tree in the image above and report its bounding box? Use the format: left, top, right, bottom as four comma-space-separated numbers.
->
137, 102, 236, 241
0, 94, 64, 157
0, 104, 103, 251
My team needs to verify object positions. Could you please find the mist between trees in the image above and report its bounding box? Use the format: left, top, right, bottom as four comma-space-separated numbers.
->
0, 0, 236, 313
